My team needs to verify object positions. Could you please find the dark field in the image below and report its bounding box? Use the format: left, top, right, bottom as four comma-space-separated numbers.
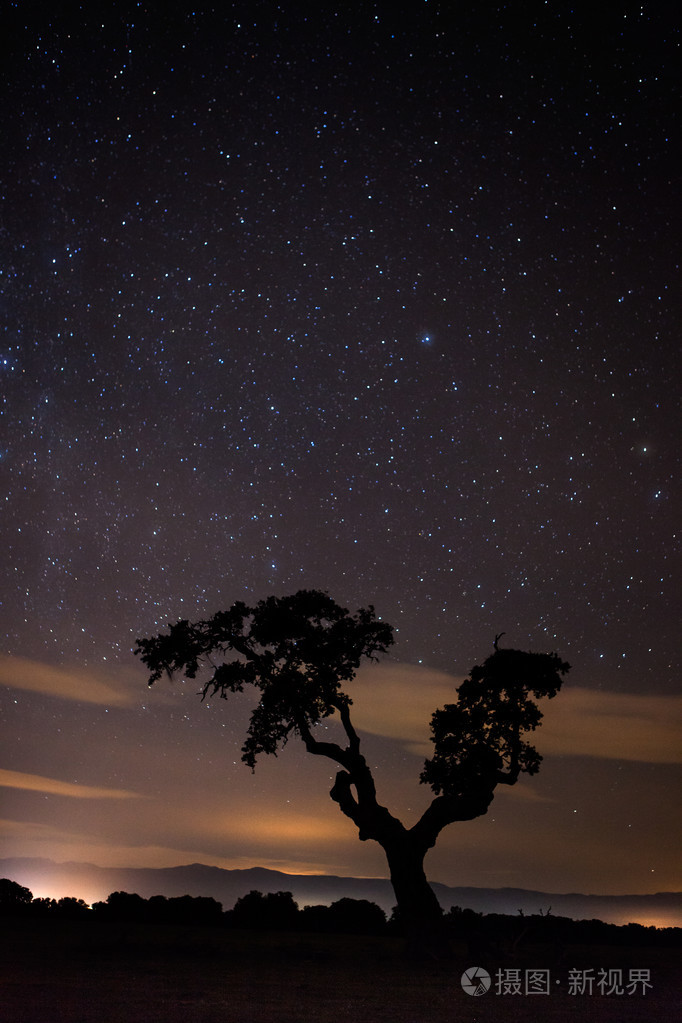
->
1, 919, 679, 1022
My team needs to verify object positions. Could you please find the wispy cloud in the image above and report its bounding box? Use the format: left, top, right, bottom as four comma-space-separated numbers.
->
193, 806, 352, 846
539, 688, 682, 764
349, 663, 682, 764
0, 654, 134, 706
0, 769, 144, 800
348, 662, 461, 754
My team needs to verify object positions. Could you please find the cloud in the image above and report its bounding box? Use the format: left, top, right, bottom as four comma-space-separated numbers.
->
0, 813, 366, 881
0, 817, 60, 842
0, 769, 144, 800
195, 807, 352, 846
539, 688, 682, 764
347, 662, 461, 754
0, 654, 135, 706
0, 818, 371, 890
348, 663, 682, 764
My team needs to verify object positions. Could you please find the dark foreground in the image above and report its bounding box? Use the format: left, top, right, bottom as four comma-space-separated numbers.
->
1, 918, 679, 1022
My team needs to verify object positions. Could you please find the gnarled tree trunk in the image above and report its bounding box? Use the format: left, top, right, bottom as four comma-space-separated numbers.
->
317, 740, 451, 958
298, 706, 490, 959
383, 835, 449, 959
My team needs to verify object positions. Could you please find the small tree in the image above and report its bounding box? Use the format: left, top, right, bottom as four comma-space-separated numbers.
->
0, 879, 33, 913
136, 589, 569, 957
53, 897, 91, 919
228, 889, 299, 930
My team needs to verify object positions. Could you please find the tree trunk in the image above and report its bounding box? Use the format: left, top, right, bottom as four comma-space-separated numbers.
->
384, 838, 450, 960
323, 758, 451, 959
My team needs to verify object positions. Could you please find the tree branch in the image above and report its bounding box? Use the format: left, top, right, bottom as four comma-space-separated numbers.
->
496, 745, 520, 785
296, 707, 405, 847
410, 786, 497, 853
295, 716, 355, 771
336, 699, 361, 754
330, 770, 362, 827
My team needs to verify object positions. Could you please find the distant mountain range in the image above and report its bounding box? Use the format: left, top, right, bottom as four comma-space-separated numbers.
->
2, 857, 680, 928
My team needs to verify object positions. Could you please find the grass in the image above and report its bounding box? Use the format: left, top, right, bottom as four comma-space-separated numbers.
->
1, 918, 679, 1022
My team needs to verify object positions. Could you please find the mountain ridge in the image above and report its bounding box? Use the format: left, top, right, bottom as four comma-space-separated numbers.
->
2, 857, 680, 927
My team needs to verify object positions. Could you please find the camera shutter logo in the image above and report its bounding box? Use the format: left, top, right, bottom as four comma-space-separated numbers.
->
461, 967, 491, 996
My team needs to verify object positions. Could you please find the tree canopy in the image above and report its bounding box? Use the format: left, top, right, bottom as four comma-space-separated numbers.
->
135, 589, 394, 769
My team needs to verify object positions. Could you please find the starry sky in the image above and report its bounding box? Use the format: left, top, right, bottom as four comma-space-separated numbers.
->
1, 2, 680, 904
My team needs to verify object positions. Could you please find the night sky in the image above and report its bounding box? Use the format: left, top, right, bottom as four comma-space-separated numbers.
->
2, 3, 680, 906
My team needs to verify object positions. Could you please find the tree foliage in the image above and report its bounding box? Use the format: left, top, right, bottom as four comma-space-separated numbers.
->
228, 889, 299, 930
421, 645, 567, 800
135, 589, 394, 769
0, 878, 33, 908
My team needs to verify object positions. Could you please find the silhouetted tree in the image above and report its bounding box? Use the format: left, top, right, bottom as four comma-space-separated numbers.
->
165, 894, 223, 925
53, 896, 91, 919
136, 589, 569, 958
299, 897, 386, 934
0, 878, 33, 914
94, 890, 147, 922
90, 891, 224, 926
31, 897, 58, 916
325, 897, 387, 935
228, 890, 299, 930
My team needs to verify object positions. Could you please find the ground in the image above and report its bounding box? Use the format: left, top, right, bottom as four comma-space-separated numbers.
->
0, 918, 679, 1022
